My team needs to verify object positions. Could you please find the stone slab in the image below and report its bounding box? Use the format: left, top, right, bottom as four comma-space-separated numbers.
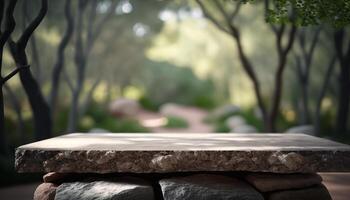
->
15, 133, 350, 173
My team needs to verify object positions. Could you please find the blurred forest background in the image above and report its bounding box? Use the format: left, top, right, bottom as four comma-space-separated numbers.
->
0, 0, 349, 186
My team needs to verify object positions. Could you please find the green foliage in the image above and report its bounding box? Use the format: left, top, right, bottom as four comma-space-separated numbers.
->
138, 96, 161, 111
214, 121, 231, 132
80, 103, 149, 133
141, 61, 219, 109
242, 0, 350, 27
164, 116, 189, 128
191, 95, 218, 110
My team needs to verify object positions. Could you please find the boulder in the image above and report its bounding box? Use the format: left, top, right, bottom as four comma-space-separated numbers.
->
109, 98, 140, 117
231, 124, 257, 133
268, 184, 332, 200
34, 183, 57, 200
159, 103, 182, 117
88, 128, 109, 133
54, 177, 154, 200
211, 104, 240, 120
245, 173, 322, 192
226, 116, 246, 129
285, 125, 315, 135
159, 174, 263, 200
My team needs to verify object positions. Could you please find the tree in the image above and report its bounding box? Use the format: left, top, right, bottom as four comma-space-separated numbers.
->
293, 27, 321, 124
23, 0, 43, 85
334, 28, 350, 135
0, 0, 17, 154
8, 0, 52, 140
66, 0, 119, 132
260, 0, 350, 27
314, 54, 337, 135
49, 0, 74, 115
197, 0, 296, 131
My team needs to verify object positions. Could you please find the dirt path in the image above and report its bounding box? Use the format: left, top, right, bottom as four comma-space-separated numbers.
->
136, 105, 212, 133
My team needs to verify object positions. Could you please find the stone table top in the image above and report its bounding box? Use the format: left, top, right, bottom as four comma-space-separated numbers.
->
16, 133, 350, 173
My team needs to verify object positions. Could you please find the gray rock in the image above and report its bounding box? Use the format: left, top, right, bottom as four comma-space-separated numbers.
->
231, 124, 257, 133
211, 104, 240, 119
286, 125, 315, 135
55, 177, 154, 200
268, 184, 332, 200
245, 173, 322, 192
34, 183, 57, 200
226, 116, 246, 129
109, 98, 140, 117
159, 103, 182, 117
159, 174, 263, 200
88, 128, 109, 133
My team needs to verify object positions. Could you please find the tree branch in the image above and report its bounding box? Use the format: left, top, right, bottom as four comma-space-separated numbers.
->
283, 25, 297, 54
63, 68, 74, 93
195, 0, 230, 34
305, 27, 321, 70
88, 0, 119, 47
0, 0, 17, 47
17, 0, 47, 49
0, 0, 4, 27
1, 65, 29, 84
229, 2, 241, 21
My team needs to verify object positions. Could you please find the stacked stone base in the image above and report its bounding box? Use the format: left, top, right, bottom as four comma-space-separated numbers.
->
34, 172, 332, 200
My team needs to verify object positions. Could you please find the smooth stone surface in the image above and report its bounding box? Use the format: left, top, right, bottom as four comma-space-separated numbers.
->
245, 173, 322, 192
268, 184, 332, 200
16, 133, 350, 173
55, 177, 154, 200
34, 183, 57, 200
159, 174, 264, 200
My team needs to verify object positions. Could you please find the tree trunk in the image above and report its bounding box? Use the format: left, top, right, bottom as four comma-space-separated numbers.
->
67, 88, 80, 132
4, 84, 25, 142
49, 0, 73, 114
79, 77, 101, 117
231, 30, 268, 129
336, 61, 350, 134
268, 26, 297, 132
314, 56, 336, 135
10, 47, 52, 140
29, 34, 42, 85
0, 86, 6, 154
334, 29, 350, 135
268, 56, 287, 132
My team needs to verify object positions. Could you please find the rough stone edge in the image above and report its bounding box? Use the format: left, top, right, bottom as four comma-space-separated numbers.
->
15, 148, 350, 173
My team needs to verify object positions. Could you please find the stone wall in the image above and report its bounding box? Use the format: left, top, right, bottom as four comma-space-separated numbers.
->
34, 172, 332, 200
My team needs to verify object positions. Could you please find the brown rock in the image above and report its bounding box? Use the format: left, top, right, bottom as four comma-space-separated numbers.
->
268, 184, 332, 200
245, 173, 322, 192
43, 172, 69, 183
33, 183, 57, 200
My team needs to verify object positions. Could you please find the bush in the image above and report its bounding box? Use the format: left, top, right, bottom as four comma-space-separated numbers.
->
138, 96, 160, 111
164, 116, 189, 128
80, 103, 149, 133
139, 61, 219, 109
